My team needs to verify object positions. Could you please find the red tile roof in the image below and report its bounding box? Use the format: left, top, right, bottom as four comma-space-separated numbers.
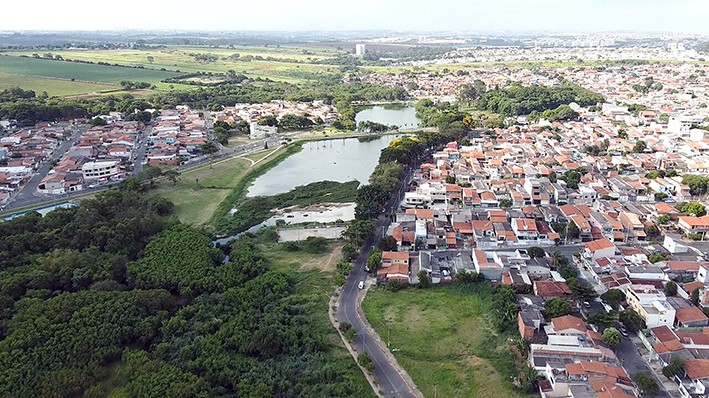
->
534, 281, 571, 298
585, 238, 615, 252
684, 359, 709, 380
675, 306, 708, 325
382, 251, 409, 262
552, 315, 587, 333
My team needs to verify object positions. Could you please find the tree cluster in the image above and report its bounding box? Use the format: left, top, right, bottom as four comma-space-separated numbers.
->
0, 187, 368, 397
476, 82, 603, 116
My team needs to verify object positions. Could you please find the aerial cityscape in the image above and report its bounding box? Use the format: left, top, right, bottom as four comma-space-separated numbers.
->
1, 1, 709, 398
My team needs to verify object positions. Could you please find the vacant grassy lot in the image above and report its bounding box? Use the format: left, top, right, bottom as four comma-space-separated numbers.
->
0, 54, 181, 83
362, 284, 532, 398
155, 156, 250, 225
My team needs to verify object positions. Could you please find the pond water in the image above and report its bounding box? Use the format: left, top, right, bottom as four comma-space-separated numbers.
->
354, 105, 420, 129
246, 134, 401, 197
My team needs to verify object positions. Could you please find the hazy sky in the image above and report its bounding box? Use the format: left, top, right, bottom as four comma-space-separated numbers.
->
5, 0, 709, 33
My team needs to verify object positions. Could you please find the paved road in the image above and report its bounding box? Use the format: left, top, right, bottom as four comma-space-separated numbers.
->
132, 124, 151, 175
4, 125, 84, 210
337, 169, 420, 398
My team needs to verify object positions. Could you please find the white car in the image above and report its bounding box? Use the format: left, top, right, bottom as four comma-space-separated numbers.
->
358, 281, 365, 289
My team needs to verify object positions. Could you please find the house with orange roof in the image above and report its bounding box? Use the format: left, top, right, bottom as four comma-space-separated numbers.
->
378, 252, 410, 283
678, 359, 709, 397
664, 261, 706, 281
512, 218, 539, 242
548, 315, 588, 336
674, 305, 708, 328
471, 249, 503, 281
678, 215, 709, 241
538, 360, 634, 398
583, 238, 616, 260
534, 280, 572, 299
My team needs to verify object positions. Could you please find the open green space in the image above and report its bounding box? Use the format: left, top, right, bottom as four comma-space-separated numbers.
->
362, 284, 533, 398
0, 71, 118, 96
154, 152, 261, 226
5, 46, 341, 84
0, 54, 182, 83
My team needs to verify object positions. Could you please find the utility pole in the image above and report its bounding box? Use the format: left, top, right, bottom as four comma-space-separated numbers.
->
387, 324, 391, 347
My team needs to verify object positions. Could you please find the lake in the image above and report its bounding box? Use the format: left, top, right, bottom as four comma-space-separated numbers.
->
246, 135, 401, 197
354, 105, 420, 129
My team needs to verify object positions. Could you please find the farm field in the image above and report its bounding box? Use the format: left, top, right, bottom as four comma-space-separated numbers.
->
5, 45, 342, 84
0, 71, 118, 96
362, 284, 534, 398
0, 54, 182, 83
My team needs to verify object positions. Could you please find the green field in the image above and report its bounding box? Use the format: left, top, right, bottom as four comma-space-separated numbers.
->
0, 71, 118, 96
0, 54, 182, 84
154, 147, 285, 226
154, 156, 252, 226
5, 46, 341, 84
362, 284, 533, 398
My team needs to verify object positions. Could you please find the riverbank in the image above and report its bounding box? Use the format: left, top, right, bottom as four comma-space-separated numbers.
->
210, 142, 304, 233
154, 146, 285, 226
217, 180, 359, 236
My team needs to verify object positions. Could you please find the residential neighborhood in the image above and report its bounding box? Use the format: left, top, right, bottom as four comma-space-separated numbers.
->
372, 131, 709, 397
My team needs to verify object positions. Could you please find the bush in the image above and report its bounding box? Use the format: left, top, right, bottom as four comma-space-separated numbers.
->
526, 246, 545, 258
387, 280, 408, 292
544, 298, 571, 319
633, 372, 659, 397
456, 270, 483, 283
339, 322, 352, 334
662, 357, 684, 380
358, 352, 375, 372
301, 236, 330, 254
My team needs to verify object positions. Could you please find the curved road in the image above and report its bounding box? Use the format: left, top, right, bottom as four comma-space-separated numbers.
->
337, 170, 420, 398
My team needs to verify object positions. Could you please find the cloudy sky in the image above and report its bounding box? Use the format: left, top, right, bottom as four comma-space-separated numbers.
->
5, 0, 708, 33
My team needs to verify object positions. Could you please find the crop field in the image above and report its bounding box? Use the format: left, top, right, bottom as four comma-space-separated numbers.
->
0, 71, 118, 96
0, 54, 182, 84
5, 45, 342, 84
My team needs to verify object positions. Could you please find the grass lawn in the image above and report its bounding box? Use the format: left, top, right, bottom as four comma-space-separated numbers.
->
362, 284, 533, 398
155, 147, 285, 226
241, 146, 280, 163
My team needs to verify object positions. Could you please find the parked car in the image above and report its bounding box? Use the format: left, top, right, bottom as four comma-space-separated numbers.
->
583, 301, 591, 308
358, 281, 364, 289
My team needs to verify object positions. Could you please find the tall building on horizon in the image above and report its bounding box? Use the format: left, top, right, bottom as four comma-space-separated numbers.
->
355, 43, 366, 57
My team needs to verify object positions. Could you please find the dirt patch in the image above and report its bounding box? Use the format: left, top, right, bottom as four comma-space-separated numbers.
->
403, 305, 425, 327
298, 244, 342, 272
256, 64, 275, 70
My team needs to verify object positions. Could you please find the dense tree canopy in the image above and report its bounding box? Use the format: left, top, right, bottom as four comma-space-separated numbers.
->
0, 187, 367, 398
476, 82, 603, 116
